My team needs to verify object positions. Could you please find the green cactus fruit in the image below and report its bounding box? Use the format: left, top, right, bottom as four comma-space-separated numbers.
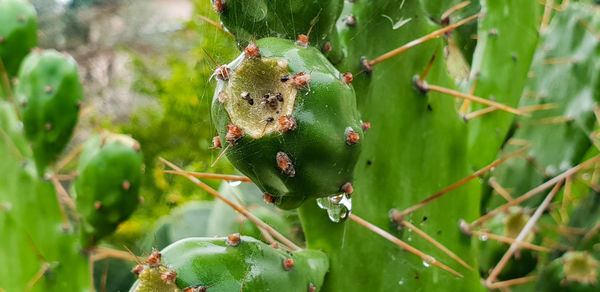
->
15, 49, 83, 175
537, 251, 600, 292
0, 0, 37, 78
215, 0, 343, 49
211, 37, 363, 209
478, 207, 538, 280
132, 236, 329, 291
75, 133, 143, 247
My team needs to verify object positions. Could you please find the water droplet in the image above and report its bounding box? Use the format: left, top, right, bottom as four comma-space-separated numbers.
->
316, 197, 328, 209
479, 235, 488, 241
315, 193, 353, 223
398, 279, 404, 285
228, 180, 242, 187
422, 256, 435, 268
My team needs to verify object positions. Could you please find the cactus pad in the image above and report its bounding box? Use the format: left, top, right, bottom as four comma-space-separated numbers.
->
15, 49, 83, 175
132, 236, 329, 291
0, 0, 37, 77
75, 133, 143, 247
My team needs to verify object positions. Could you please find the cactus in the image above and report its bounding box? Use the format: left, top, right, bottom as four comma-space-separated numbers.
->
0, 100, 90, 291
75, 133, 143, 248
488, 2, 600, 210
131, 236, 329, 291
537, 251, 600, 292
478, 207, 538, 280
0, 0, 37, 78
15, 49, 83, 176
211, 37, 363, 210
215, 0, 343, 51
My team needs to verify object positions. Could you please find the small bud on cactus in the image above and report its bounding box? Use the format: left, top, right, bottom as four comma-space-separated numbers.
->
212, 136, 222, 148
283, 258, 295, 271
341, 72, 353, 84
295, 34, 309, 47
226, 232, 241, 246
244, 42, 260, 58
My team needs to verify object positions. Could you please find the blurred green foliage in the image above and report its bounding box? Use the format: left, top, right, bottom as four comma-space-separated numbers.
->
113, 0, 240, 247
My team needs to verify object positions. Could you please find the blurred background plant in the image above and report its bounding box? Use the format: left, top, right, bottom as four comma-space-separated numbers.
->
30, 0, 238, 253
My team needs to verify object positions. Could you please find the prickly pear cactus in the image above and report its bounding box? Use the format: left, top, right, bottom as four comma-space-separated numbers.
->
215, 0, 343, 50
0, 100, 90, 291
211, 37, 363, 209
75, 133, 143, 248
132, 236, 329, 291
15, 49, 83, 176
466, 0, 538, 168
490, 3, 600, 209
0, 0, 37, 78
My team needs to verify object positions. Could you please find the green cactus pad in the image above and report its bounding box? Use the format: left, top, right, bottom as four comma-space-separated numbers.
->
75, 133, 143, 247
132, 236, 329, 291
216, 0, 343, 49
0, 100, 90, 291
15, 49, 83, 175
211, 37, 363, 209
0, 0, 37, 78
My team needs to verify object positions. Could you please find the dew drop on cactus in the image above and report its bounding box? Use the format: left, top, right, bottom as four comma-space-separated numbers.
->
228, 180, 242, 187
316, 193, 352, 223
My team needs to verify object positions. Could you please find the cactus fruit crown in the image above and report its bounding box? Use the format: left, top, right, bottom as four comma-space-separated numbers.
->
503, 207, 533, 242
561, 252, 599, 285
211, 37, 363, 209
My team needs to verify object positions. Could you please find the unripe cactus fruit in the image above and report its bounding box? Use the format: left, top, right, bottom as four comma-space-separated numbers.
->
131, 236, 329, 291
15, 49, 83, 175
75, 133, 143, 247
0, 0, 37, 77
131, 249, 179, 292
537, 251, 600, 292
211, 38, 363, 209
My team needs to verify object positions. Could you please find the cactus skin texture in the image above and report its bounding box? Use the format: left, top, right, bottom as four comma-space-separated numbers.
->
0, 0, 37, 78
212, 37, 363, 209
0, 100, 90, 291
488, 3, 600, 210
15, 49, 83, 176
216, 0, 343, 49
75, 133, 143, 248
466, 0, 538, 169
132, 236, 328, 291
